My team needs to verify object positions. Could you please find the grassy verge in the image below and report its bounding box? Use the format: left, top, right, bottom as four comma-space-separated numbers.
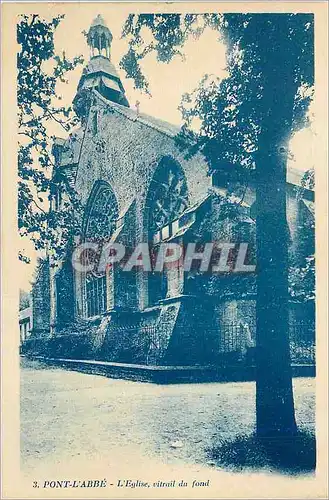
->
209, 430, 316, 475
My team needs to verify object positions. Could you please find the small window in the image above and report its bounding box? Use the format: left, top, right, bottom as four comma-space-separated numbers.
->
153, 231, 161, 244
161, 225, 170, 240
172, 219, 179, 236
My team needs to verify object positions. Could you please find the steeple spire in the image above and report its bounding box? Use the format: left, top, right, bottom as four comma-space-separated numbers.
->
73, 15, 129, 120
87, 15, 113, 59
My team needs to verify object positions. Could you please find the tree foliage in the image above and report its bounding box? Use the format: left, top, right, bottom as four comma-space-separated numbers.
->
19, 289, 31, 310
120, 14, 220, 94
121, 14, 313, 173
289, 255, 315, 302
17, 14, 84, 261
120, 13, 315, 303
120, 12, 315, 438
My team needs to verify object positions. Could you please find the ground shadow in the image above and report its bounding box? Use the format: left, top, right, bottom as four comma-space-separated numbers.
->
208, 430, 316, 475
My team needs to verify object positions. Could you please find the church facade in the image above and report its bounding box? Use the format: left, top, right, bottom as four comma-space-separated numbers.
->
25, 16, 315, 368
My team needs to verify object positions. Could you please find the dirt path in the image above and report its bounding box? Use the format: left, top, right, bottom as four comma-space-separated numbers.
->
21, 358, 315, 479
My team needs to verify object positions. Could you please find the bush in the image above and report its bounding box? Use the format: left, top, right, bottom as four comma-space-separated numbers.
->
44, 334, 93, 359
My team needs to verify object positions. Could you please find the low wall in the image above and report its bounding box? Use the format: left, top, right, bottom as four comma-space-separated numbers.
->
22, 355, 315, 384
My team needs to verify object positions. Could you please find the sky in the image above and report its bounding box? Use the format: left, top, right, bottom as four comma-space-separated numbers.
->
54, 12, 228, 125
18, 11, 317, 292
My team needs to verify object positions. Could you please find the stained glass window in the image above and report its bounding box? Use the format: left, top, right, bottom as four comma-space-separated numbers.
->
84, 182, 118, 317
147, 157, 188, 235
146, 157, 188, 305
85, 184, 118, 241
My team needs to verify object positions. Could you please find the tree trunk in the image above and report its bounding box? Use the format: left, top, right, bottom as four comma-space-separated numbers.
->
255, 23, 298, 437
256, 143, 297, 437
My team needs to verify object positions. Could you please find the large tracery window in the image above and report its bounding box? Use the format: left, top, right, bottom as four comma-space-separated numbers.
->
147, 157, 188, 238
83, 182, 118, 317
146, 157, 188, 306
84, 183, 118, 241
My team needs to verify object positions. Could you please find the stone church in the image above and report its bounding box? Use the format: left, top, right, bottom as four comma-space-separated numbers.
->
26, 16, 315, 367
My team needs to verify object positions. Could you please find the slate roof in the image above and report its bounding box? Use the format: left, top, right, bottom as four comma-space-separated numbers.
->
56, 90, 314, 194
95, 90, 182, 138
95, 94, 313, 191
81, 56, 120, 82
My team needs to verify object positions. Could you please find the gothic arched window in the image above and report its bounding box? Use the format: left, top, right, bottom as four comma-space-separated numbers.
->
146, 157, 188, 237
83, 182, 118, 317
145, 157, 188, 306
84, 182, 118, 242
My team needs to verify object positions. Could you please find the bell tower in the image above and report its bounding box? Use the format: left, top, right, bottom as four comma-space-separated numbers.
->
73, 15, 129, 120
87, 14, 113, 59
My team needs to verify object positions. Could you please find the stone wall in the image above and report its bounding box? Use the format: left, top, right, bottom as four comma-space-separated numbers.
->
28, 90, 315, 367
73, 93, 211, 313
75, 95, 210, 217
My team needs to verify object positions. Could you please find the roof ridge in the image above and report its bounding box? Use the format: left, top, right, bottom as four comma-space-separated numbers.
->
92, 91, 312, 191
93, 90, 180, 139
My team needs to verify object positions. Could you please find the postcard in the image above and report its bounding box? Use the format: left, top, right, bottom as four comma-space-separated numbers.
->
1, 1, 328, 498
